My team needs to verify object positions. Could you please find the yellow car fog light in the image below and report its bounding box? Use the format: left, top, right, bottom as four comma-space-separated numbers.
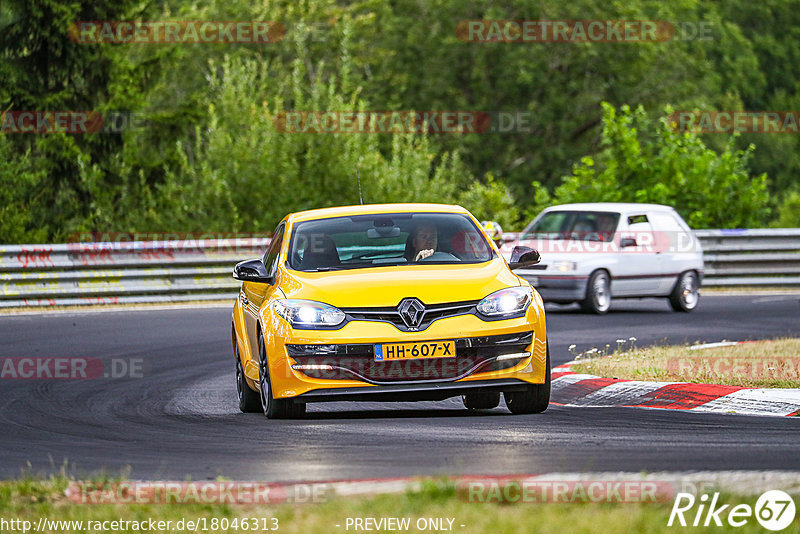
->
495, 351, 531, 361
292, 364, 335, 371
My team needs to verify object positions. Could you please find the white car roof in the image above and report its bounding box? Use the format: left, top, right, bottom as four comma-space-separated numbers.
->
543, 202, 676, 213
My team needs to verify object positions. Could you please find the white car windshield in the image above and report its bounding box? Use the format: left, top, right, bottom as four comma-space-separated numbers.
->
287, 212, 495, 272
522, 211, 621, 242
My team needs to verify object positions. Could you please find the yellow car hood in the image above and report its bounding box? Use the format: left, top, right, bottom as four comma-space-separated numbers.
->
279, 259, 520, 307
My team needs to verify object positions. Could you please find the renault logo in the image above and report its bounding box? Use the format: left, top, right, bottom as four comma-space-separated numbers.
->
397, 298, 426, 329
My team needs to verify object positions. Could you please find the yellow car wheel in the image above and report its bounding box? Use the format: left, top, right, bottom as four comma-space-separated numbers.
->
235, 343, 261, 413
258, 333, 306, 419
504, 344, 551, 414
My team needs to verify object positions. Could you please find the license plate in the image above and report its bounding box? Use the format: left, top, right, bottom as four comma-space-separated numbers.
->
374, 340, 455, 361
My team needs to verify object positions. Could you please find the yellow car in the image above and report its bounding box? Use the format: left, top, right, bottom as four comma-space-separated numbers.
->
231, 203, 548, 418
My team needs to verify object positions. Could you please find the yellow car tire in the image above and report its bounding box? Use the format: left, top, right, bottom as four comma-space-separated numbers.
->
258, 334, 306, 419
235, 343, 261, 413
504, 344, 551, 414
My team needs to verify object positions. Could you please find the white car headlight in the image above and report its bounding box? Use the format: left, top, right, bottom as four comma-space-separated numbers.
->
552, 260, 577, 272
274, 299, 345, 327
476, 286, 532, 317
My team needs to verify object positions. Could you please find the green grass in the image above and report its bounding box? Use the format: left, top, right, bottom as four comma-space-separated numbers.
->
570, 338, 800, 388
2, 477, 799, 534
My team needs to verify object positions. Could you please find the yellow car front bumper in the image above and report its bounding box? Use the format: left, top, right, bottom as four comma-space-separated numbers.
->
242, 302, 547, 401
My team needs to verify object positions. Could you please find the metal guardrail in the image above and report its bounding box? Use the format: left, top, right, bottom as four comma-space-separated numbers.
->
694, 229, 800, 287
1, 229, 798, 308
0, 239, 268, 308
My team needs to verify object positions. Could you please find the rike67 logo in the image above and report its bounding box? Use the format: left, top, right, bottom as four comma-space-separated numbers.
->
669, 490, 796, 531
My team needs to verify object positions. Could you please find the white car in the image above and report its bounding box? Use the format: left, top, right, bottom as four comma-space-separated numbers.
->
504, 203, 704, 314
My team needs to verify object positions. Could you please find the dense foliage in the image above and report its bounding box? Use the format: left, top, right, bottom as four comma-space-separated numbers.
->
1, 0, 797, 242
538, 103, 770, 229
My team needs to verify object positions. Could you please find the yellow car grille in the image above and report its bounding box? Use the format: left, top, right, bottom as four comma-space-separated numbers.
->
287, 331, 532, 384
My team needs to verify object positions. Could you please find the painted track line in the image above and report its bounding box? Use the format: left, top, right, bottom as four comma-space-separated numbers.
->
551, 362, 800, 417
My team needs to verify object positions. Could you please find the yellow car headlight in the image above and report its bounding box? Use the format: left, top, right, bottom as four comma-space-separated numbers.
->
274, 299, 345, 328
476, 286, 532, 318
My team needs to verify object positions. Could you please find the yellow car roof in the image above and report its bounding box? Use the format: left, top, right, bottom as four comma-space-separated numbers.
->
287, 203, 470, 223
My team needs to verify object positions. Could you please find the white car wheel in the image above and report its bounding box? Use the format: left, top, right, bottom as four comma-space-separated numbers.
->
581, 270, 611, 314
670, 271, 700, 312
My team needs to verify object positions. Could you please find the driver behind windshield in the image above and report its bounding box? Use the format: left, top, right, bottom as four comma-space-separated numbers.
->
409, 223, 438, 261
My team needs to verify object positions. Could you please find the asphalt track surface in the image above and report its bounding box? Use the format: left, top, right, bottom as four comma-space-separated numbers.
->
1, 294, 799, 481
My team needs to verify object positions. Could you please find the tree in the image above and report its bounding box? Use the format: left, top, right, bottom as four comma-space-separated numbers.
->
772, 190, 800, 228
548, 102, 770, 228
0, 136, 47, 243
0, 0, 153, 241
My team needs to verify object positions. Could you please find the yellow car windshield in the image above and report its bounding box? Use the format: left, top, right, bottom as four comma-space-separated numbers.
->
287, 212, 495, 272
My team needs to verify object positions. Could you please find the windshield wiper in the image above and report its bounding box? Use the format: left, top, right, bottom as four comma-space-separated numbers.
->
305, 266, 353, 272
300, 259, 419, 272
304, 263, 382, 272
349, 252, 401, 260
